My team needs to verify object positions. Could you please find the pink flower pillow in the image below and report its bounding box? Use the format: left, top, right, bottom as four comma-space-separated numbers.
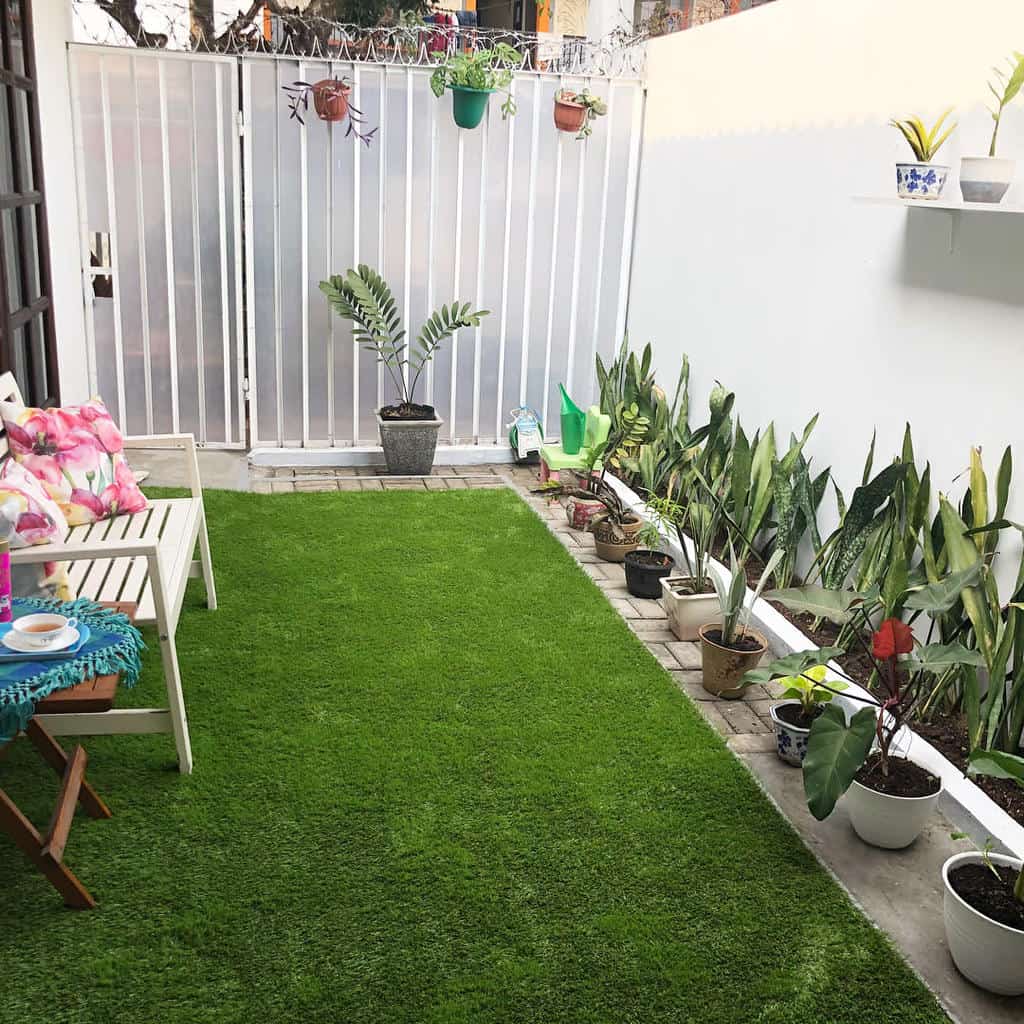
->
0, 457, 68, 547
2, 398, 148, 526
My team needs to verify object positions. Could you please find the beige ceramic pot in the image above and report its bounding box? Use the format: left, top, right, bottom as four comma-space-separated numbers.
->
591, 516, 643, 562
698, 624, 767, 699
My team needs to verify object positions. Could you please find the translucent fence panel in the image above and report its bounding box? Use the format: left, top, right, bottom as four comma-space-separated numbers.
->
70, 46, 244, 447
71, 45, 643, 448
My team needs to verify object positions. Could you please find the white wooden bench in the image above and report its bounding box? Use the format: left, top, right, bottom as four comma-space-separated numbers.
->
0, 372, 215, 774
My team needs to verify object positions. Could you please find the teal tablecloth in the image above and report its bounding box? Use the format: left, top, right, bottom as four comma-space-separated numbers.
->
0, 598, 145, 741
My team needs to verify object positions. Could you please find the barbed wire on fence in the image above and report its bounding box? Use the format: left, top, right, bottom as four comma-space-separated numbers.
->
71, 0, 648, 77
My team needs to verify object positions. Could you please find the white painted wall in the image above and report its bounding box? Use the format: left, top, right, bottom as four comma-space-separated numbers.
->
33, 1, 89, 402
628, 0, 1024, 582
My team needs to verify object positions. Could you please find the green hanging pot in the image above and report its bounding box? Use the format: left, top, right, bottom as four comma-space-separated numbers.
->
449, 85, 494, 130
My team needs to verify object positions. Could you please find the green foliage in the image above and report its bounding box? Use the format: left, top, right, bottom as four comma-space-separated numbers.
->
429, 45, 522, 118
710, 546, 782, 645
320, 265, 487, 409
775, 665, 848, 718
889, 109, 957, 162
744, 648, 847, 687
802, 704, 877, 820
986, 51, 1024, 156
636, 520, 664, 551
555, 89, 608, 139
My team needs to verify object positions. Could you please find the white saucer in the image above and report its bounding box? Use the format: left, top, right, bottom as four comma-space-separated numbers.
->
1, 626, 80, 654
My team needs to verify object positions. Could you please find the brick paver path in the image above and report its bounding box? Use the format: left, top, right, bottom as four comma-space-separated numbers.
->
256, 460, 780, 751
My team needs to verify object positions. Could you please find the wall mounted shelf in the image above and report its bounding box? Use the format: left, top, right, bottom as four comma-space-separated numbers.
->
853, 194, 1024, 252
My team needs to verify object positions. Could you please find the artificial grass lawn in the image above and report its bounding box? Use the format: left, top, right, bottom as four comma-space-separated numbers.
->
1, 489, 946, 1024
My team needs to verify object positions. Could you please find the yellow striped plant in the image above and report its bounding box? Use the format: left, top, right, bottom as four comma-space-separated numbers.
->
890, 108, 957, 163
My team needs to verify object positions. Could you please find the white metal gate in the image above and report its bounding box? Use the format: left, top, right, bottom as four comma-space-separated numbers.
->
70, 45, 644, 449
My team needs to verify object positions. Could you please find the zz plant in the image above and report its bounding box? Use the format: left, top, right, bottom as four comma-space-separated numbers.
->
320, 265, 488, 416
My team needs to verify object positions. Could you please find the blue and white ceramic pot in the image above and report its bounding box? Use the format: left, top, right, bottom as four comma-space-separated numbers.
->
769, 700, 813, 766
896, 162, 949, 199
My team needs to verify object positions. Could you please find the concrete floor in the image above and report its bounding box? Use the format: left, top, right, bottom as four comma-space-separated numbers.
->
134, 446, 1023, 1022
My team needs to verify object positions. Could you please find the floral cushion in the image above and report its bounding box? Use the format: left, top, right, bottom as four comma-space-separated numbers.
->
1, 398, 148, 526
0, 457, 73, 601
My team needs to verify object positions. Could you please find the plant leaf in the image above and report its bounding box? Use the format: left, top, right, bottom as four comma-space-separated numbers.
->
765, 585, 864, 624
743, 647, 846, 686
967, 748, 1024, 787
908, 642, 986, 672
903, 561, 983, 613
802, 704, 877, 821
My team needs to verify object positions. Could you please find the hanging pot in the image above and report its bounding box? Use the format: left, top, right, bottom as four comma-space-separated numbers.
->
554, 96, 588, 134
449, 85, 493, 130
312, 79, 351, 123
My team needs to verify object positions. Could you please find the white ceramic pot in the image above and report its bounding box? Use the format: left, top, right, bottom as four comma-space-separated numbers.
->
959, 156, 1015, 204
943, 851, 1024, 996
895, 162, 949, 199
660, 576, 720, 642
843, 769, 942, 849
769, 700, 812, 766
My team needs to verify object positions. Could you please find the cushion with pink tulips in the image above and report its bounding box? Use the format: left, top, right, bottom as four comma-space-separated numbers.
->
1, 398, 148, 527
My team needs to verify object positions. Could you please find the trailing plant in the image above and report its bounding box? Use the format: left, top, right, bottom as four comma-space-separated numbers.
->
555, 89, 608, 139
320, 265, 488, 413
429, 45, 521, 119
985, 51, 1024, 157
890, 109, 957, 162
282, 77, 377, 146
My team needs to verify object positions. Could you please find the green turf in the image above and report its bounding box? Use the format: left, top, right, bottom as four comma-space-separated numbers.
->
1, 489, 946, 1024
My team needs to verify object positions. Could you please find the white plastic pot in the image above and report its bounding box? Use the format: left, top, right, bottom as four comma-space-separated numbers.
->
844, 771, 942, 849
660, 577, 719, 642
943, 851, 1024, 996
959, 156, 1015, 204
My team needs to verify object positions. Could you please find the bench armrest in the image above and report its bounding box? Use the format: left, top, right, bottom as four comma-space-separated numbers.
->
122, 433, 203, 501
11, 538, 160, 564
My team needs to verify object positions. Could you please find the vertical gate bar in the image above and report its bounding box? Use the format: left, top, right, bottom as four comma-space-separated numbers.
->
242, 62, 258, 444
494, 78, 516, 443
518, 77, 540, 406
588, 83, 615, 404
425, 76, 437, 408
326, 59, 335, 446
215, 64, 232, 445
540, 131, 564, 435
130, 56, 153, 434
69, 52, 98, 396
158, 59, 179, 433
231, 64, 245, 445
272, 60, 283, 445
376, 68, 387, 413
613, 85, 643, 354
471, 102, 488, 441
351, 64, 360, 444
189, 64, 206, 445
99, 57, 127, 428
299, 61, 310, 446
449, 130, 464, 443
564, 78, 589, 398
402, 67, 413, 398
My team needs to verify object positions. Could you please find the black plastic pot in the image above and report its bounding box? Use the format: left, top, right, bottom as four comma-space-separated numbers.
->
624, 550, 675, 599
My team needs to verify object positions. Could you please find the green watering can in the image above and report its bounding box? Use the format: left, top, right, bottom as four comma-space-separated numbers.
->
559, 384, 586, 456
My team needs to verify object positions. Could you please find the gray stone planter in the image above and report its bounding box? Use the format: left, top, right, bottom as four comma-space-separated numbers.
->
376, 413, 443, 475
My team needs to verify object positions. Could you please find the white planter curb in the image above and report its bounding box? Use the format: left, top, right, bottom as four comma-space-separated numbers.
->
604, 471, 1024, 859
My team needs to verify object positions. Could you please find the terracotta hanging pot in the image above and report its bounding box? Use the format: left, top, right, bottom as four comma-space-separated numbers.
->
553, 95, 587, 134
312, 79, 351, 123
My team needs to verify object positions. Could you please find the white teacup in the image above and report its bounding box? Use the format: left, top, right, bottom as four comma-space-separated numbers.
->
10, 613, 77, 649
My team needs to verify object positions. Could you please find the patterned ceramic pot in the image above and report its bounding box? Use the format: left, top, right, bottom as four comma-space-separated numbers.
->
769, 700, 813, 766
896, 162, 949, 199
565, 497, 604, 531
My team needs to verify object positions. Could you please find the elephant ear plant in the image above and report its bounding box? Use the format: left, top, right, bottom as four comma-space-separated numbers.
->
320, 265, 488, 474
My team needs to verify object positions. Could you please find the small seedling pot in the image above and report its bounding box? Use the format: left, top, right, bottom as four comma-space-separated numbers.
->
660, 576, 719, 641
624, 550, 675, 599
959, 155, 1015, 203
844, 765, 942, 850
376, 412, 443, 475
769, 700, 817, 766
449, 85, 494, 130
554, 96, 588, 134
312, 79, 351, 122
942, 851, 1024, 995
895, 162, 949, 199
698, 624, 767, 700
591, 516, 643, 562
